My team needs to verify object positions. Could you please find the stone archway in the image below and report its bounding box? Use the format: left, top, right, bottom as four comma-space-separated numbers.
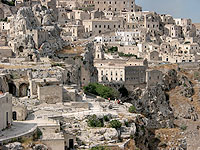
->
8, 83, 16, 96
19, 83, 28, 97
13, 111, 17, 120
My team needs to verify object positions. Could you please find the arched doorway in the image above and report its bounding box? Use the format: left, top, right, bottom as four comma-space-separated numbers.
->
8, 83, 16, 96
13, 111, 17, 120
69, 139, 74, 150
19, 83, 28, 97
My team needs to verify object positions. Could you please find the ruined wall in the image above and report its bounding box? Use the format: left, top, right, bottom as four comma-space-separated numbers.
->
38, 85, 63, 104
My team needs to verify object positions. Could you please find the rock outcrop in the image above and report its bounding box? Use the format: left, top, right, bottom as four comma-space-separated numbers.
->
9, 5, 68, 58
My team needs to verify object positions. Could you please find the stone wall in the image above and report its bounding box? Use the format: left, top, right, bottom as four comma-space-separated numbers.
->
0, 93, 12, 131
38, 85, 63, 104
125, 66, 146, 90
146, 69, 163, 87
0, 47, 13, 59
12, 105, 27, 121
42, 139, 65, 150
70, 102, 89, 109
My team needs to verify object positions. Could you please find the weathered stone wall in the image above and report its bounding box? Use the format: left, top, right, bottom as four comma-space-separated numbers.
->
0, 93, 12, 131
125, 66, 147, 90
12, 105, 27, 121
0, 47, 13, 59
38, 85, 63, 104
146, 69, 163, 87
70, 102, 89, 109
42, 139, 65, 150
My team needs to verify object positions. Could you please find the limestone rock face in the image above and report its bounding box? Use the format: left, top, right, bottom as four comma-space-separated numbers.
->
0, 74, 10, 93
33, 144, 49, 150
9, 5, 67, 58
5, 142, 23, 150
163, 69, 178, 90
179, 75, 194, 98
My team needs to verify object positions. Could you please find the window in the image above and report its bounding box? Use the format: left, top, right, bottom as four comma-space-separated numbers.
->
95, 25, 97, 28
101, 70, 103, 75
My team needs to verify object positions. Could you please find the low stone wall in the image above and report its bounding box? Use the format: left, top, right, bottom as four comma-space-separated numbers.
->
178, 62, 200, 69
0, 125, 38, 145
70, 102, 89, 109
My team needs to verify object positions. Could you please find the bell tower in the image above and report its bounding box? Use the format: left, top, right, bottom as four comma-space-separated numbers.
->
95, 43, 104, 60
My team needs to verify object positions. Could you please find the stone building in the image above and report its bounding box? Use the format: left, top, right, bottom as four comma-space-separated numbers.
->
12, 105, 28, 121
146, 69, 163, 87
83, 19, 123, 36
0, 92, 12, 131
29, 78, 62, 103
61, 24, 85, 40
94, 43, 148, 83
125, 66, 147, 90
164, 24, 182, 38
118, 45, 139, 55
0, 46, 13, 59
94, 0, 141, 12
38, 84, 63, 104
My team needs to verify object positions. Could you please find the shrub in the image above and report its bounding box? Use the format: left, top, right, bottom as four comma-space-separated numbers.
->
109, 120, 122, 129
51, 63, 64, 67
129, 105, 136, 113
1, 0, 15, 6
88, 115, 104, 127
124, 121, 129, 127
180, 125, 187, 131
33, 129, 42, 140
103, 115, 110, 122
118, 52, 137, 58
107, 46, 118, 53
